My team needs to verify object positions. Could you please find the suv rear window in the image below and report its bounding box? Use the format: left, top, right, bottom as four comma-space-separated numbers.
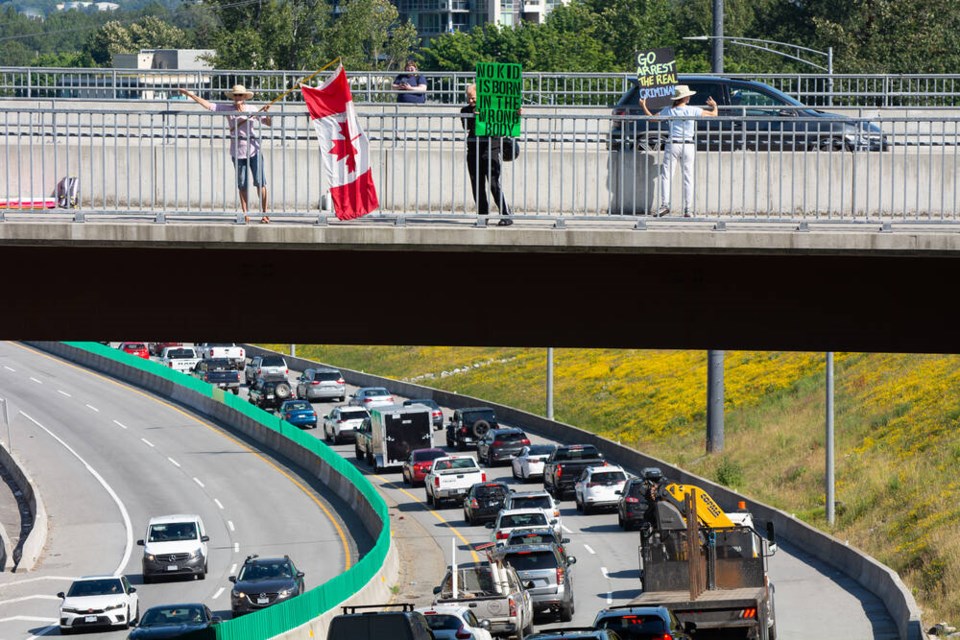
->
502, 550, 559, 572
509, 532, 558, 545
464, 409, 496, 421
261, 356, 286, 366
498, 431, 526, 442
423, 614, 461, 631
475, 484, 508, 499
590, 471, 627, 484
340, 409, 368, 420
314, 370, 342, 381
509, 496, 552, 509
596, 615, 667, 636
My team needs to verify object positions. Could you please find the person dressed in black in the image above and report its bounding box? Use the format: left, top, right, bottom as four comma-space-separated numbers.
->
460, 83, 512, 226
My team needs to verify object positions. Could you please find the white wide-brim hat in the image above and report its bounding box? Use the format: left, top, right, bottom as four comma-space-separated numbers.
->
671, 85, 697, 101
225, 84, 254, 99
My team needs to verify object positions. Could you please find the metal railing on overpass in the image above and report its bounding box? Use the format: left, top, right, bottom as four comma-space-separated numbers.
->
4, 67, 960, 107
2, 105, 959, 221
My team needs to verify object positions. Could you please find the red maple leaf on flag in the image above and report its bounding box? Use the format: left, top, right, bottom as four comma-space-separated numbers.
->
329, 119, 360, 174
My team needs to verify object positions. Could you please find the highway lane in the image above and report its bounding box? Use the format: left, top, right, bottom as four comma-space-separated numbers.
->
260, 361, 898, 639
0, 343, 357, 639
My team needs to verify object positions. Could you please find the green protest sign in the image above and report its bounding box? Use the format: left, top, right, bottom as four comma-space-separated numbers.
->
475, 62, 522, 138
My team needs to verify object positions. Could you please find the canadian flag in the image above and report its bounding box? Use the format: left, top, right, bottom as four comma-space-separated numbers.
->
301, 66, 379, 220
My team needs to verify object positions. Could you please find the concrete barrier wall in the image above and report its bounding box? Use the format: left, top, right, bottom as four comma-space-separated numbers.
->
0, 442, 47, 571
246, 344, 925, 640
22, 342, 395, 640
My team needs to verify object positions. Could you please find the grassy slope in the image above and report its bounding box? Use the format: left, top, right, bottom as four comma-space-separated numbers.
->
266, 345, 959, 625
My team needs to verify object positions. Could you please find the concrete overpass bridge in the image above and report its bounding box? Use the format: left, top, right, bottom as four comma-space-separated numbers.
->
3, 218, 959, 355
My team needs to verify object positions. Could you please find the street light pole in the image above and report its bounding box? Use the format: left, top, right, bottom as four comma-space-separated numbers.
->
684, 35, 833, 105
712, 0, 723, 73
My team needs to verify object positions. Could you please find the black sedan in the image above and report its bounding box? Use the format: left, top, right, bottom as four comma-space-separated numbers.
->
463, 481, 512, 526
230, 555, 305, 616
127, 604, 219, 639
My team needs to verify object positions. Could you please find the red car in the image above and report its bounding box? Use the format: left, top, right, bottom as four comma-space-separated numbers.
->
402, 448, 448, 486
119, 342, 150, 359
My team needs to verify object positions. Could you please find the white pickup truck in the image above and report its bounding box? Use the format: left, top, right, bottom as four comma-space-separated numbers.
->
196, 343, 245, 369
159, 346, 201, 373
424, 456, 486, 508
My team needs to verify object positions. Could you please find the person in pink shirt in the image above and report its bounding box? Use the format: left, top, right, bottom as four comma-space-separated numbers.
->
178, 84, 273, 223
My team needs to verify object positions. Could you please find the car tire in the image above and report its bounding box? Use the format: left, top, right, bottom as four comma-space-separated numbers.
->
232, 387, 239, 395
512, 465, 520, 480
559, 601, 573, 623
465, 509, 475, 526
338, 395, 345, 402
355, 444, 363, 460
324, 428, 333, 444
575, 495, 583, 513
583, 500, 593, 515
426, 490, 434, 509
142, 573, 153, 585
275, 382, 292, 400
472, 420, 491, 438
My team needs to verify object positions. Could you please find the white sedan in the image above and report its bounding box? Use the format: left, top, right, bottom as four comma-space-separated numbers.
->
58, 575, 139, 634
510, 444, 557, 481
574, 465, 629, 514
416, 604, 494, 640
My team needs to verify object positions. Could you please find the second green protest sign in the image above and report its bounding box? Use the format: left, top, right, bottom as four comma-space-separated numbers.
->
475, 62, 522, 138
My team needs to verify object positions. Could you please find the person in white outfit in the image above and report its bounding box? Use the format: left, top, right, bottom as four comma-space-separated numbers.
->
640, 85, 718, 217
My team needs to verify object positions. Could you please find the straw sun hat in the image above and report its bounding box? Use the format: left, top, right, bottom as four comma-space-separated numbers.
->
671, 85, 697, 101
225, 84, 254, 99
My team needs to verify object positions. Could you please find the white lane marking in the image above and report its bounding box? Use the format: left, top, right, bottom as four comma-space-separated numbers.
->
85, 403, 100, 412
561, 524, 572, 533
228, 520, 235, 532
57, 390, 72, 397
193, 477, 205, 488
583, 544, 596, 555
168, 457, 181, 468
141, 438, 154, 448
20, 412, 134, 578
230, 563, 237, 574
233, 543, 239, 553
0, 576, 75, 588
601, 566, 612, 603
214, 499, 225, 510
2, 365, 14, 372
29, 377, 42, 384
0, 594, 61, 606
113, 420, 128, 430
212, 587, 225, 600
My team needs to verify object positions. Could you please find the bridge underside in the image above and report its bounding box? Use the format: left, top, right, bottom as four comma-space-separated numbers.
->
6, 243, 956, 354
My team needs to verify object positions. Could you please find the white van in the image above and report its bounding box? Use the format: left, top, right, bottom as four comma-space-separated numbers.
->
137, 514, 209, 582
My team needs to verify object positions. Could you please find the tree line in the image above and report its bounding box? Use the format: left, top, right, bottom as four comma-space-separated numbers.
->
1, 0, 959, 73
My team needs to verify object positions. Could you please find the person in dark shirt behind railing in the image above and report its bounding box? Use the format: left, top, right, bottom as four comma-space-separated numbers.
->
392, 60, 427, 104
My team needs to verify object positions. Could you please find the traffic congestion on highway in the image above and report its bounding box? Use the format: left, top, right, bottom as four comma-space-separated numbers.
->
0, 342, 899, 639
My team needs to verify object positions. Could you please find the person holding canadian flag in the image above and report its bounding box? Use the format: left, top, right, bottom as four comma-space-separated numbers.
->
301, 66, 379, 220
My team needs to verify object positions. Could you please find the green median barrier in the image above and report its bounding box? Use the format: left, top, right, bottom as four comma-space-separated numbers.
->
65, 342, 391, 640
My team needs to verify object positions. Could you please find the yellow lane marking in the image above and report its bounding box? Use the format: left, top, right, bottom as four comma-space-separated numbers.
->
13, 343, 353, 569
371, 475, 480, 564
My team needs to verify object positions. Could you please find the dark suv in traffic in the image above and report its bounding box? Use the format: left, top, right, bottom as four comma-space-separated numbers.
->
611, 75, 887, 152
446, 407, 498, 450
477, 427, 531, 466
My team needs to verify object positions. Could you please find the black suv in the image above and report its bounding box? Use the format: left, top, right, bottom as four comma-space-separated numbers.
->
611, 74, 886, 152
477, 427, 531, 467
462, 481, 512, 526
327, 603, 434, 640
229, 555, 305, 616
247, 375, 293, 411
592, 605, 695, 640
446, 407, 498, 450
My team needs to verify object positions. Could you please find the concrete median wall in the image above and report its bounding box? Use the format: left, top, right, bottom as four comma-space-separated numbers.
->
22, 342, 395, 640
0, 442, 46, 572
246, 344, 925, 640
